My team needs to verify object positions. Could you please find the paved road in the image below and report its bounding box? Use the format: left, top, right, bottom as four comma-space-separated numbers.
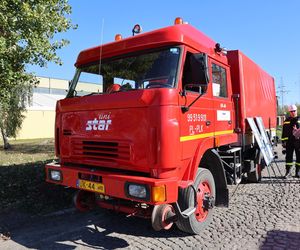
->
1, 150, 300, 249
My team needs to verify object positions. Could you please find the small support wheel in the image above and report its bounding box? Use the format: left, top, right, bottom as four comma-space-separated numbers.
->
151, 204, 175, 231
73, 190, 96, 212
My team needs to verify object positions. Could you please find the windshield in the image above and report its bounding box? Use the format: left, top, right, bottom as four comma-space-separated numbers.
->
67, 47, 181, 97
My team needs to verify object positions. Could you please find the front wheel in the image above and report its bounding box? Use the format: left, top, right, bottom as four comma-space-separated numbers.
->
176, 168, 216, 234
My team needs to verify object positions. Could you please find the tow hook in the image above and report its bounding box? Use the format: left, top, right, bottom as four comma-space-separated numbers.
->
202, 193, 215, 210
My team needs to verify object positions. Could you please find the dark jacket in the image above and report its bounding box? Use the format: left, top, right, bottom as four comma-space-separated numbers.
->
282, 116, 300, 143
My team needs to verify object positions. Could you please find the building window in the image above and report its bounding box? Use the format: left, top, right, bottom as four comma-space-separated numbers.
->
50, 88, 68, 95
34, 87, 67, 95
34, 87, 50, 94
212, 63, 227, 98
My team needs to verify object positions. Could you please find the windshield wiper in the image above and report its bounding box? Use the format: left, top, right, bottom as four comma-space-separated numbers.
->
83, 92, 103, 97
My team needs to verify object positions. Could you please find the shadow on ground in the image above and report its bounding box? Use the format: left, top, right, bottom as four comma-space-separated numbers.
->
0, 161, 75, 214
260, 230, 300, 249
2, 209, 189, 250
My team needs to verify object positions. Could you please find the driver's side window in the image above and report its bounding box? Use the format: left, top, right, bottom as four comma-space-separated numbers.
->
182, 52, 192, 90
182, 52, 203, 93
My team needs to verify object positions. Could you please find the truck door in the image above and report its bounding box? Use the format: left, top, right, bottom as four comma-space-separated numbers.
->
179, 51, 215, 159
210, 60, 236, 145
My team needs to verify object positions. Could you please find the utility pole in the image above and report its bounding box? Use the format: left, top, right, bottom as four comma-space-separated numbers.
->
298, 74, 300, 104
276, 77, 290, 113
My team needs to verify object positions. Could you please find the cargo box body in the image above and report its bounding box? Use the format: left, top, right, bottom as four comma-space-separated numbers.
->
227, 50, 277, 134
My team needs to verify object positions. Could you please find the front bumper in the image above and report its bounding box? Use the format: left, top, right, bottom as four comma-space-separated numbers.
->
45, 162, 178, 204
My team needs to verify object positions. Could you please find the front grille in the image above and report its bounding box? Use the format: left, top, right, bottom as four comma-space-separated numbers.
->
63, 129, 72, 135
71, 138, 130, 163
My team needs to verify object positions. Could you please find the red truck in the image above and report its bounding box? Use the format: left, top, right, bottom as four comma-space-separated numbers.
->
46, 18, 277, 234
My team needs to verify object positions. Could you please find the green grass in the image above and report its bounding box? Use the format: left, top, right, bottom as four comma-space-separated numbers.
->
0, 138, 56, 166
277, 126, 282, 140
0, 138, 75, 214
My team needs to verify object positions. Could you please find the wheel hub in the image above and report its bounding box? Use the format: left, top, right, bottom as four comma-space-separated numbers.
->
202, 193, 215, 210
195, 181, 213, 222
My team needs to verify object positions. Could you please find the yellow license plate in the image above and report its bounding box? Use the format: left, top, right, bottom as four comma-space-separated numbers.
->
77, 180, 105, 193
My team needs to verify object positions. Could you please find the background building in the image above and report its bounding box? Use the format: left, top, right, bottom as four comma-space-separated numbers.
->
16, 76, 100, 139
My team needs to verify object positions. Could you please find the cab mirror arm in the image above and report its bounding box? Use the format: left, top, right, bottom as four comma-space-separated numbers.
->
181, 92, 205, 113
181, 84, 207, 113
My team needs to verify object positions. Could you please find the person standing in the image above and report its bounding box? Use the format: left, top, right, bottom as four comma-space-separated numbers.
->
281, 104, 300, 178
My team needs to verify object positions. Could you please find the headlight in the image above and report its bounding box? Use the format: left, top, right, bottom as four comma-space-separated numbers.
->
125, 182, 149, 200
49, 170, 62, 181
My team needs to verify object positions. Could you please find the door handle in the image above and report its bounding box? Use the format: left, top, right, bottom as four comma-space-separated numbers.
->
228, 120, 232, 124
206, 121, 211, 126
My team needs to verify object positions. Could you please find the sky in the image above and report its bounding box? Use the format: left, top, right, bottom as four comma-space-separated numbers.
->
27, 0, 300, 106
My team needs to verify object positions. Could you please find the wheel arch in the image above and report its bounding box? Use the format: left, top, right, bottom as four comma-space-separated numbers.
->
199, 148, 229, 207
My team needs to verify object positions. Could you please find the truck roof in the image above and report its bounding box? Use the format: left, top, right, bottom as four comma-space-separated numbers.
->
75, 24, 228, 67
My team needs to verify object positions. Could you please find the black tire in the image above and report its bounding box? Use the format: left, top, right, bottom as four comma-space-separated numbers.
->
247, 150, 263, 183
175, 168, 216, 234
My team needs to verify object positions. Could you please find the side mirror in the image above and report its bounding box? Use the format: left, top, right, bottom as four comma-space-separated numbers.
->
189, 53, 210, 85
181, 53, 210, 112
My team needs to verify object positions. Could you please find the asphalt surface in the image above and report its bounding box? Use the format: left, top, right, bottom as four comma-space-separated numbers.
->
0, 150, 300, 250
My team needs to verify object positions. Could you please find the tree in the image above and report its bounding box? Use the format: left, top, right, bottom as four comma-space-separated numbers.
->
0, 0, 76, 149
